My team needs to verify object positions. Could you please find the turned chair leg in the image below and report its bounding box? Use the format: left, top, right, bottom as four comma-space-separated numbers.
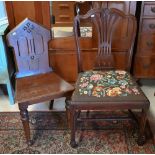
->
65, 98, 71, 129
137, 109, 147, 146
19, 104, 33, 146
70, 109, 78, 148
49, 100, 54, 110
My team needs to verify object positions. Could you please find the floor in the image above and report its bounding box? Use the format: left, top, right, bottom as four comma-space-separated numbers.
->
0, 79, 155, 143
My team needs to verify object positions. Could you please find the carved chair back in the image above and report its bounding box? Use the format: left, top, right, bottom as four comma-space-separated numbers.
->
74, 8, 137, 73
7, 18, 52, 78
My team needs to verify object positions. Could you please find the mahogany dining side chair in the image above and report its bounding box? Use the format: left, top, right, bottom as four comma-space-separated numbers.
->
67, 8, 150, 148
7, 18, 74, 145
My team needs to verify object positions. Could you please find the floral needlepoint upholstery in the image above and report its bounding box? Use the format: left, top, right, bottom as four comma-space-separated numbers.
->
79, 70, 140, 97
72, 70, 147, 102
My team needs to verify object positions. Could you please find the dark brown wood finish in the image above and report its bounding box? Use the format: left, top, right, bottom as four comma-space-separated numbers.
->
74, 8, 137, 72
7, 19, 74, 145
7, 18, 52, 78
68, 8, 150, 148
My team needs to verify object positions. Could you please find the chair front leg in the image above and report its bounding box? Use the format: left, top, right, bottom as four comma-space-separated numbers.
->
19, 104, 33, 146
137, 109, 147, 146
49, 100, 54, 110
70, 107, 78, 148
65, 98, 71, 129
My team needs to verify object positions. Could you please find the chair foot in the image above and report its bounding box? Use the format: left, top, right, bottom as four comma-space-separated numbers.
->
137, 109, 147, 146
65, 97, 72, 129
27, 140, 33, 146
70, 141, 78, 148
49, 100, 54, 110
137, 135, 146, 146
19, 104, 31, 145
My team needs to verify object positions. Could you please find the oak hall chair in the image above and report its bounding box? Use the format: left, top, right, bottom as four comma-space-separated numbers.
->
7, 18, 74, 145
67, 8, 150, 147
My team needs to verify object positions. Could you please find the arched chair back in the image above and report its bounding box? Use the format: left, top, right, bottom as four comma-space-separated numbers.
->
74, 8, 137, 72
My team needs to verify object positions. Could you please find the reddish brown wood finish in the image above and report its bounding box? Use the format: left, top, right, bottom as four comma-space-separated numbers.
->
52, 1, 75, 26
49, 1, 137, 82
5, 1, 137, 83
134, 1, 155, 78
5, 1, 51, 29
68, 8, 150, 148
15, 72, 74, 104
7, 19, 74, 145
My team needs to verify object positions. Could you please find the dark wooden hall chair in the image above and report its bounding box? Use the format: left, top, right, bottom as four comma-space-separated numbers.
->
7, 18, 74, 145
67, 8, 150, 147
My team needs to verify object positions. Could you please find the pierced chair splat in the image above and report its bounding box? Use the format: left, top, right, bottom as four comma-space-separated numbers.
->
67, 8, 150, 148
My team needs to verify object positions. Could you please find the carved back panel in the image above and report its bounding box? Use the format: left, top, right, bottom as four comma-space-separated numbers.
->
7, 18, 52, 78
74, 8, 137, 72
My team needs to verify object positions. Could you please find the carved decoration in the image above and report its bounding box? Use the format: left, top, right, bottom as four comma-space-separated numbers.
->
7, 18, 52, 78
74, 8, 137, 72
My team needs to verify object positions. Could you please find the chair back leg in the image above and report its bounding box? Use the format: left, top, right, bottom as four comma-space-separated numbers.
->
6, 80, 14, 105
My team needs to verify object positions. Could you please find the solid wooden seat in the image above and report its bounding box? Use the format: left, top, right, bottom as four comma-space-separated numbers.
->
16, 72, 74, 104
67, 7, 150, 148
7, 18, 74, 145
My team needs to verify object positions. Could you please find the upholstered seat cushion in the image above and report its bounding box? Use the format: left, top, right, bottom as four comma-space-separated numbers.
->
71, 70, 149, 103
